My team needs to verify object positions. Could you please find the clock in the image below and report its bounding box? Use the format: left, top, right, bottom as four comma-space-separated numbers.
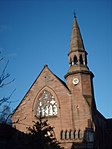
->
73, 78, 79, 85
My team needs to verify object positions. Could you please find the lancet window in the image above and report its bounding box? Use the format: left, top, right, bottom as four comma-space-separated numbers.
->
74, 56, 78, 65
69, 130, 73, 139
79, 54, 83, 64
74, 130, 78, 139
60, 130, 83, 140
60, 130, 65, 140
36, 90, 57, 117
65, 130, 69, 139
78, 130, 83, 139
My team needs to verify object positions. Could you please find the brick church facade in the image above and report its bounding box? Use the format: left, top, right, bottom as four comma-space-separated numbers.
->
12, 17, 112, 149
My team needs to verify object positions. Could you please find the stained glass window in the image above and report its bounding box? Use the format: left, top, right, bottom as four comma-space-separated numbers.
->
36, 90, 57, 117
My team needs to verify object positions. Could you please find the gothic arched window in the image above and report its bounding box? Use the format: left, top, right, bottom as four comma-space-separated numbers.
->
65, 130, 69, 140
69, 130, 73, 139
78, 129, 83, 139
79, 54, 83, 64
36, 90, 57, 117
60, 130, 65, 140
74, 130, 78, 139
74, 56, 78, 65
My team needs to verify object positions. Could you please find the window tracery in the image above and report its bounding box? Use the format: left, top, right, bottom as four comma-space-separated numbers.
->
36, 90, 57, 117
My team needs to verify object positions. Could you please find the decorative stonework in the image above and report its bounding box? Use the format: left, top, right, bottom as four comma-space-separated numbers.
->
60, 129, 83, 140
36, 90, 57, 117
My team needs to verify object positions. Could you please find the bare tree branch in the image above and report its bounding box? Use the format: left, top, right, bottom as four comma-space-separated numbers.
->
0, 89, 16, 106
0, 60, 15, 88
0, 52, 15, 124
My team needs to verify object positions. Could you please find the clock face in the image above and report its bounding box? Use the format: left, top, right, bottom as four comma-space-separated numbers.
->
73, 78, 79, 85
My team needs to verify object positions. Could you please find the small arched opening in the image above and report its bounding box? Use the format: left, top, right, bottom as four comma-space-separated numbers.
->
60, 130, 65, 140
79, 54, 83, 64
69, 130, 73, 139
74, 130, 78, 139
74, 56, 78, 65
78, 129, 83, 139
65, 130, 69, 140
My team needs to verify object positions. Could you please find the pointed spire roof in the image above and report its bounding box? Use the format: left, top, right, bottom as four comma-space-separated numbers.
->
65, 16, 94, 79
69, 16, 85, 54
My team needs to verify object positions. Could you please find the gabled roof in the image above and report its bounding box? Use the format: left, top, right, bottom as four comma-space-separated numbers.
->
12, 65, 70, 115
34, 64, 70, 92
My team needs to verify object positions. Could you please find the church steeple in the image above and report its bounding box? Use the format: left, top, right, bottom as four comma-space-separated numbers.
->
65, 16, 90, 78
64, 16, 95, 128
69, 16, 85, 53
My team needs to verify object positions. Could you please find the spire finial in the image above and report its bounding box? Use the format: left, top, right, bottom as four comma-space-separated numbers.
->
74, 10, 76, 18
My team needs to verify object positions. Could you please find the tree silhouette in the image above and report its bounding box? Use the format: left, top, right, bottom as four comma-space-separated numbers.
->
0, 104, 12, 124
0, 52, 15, 124
27, 116, 63, 149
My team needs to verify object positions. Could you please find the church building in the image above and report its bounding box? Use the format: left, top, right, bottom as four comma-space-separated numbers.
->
12, 16, 112, 149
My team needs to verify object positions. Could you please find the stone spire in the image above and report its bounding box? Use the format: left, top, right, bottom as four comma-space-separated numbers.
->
65, 17, 90, 78
69, 16, 85, 53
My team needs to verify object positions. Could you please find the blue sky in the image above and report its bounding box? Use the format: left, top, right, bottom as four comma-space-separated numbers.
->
0, 0, 112, 118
